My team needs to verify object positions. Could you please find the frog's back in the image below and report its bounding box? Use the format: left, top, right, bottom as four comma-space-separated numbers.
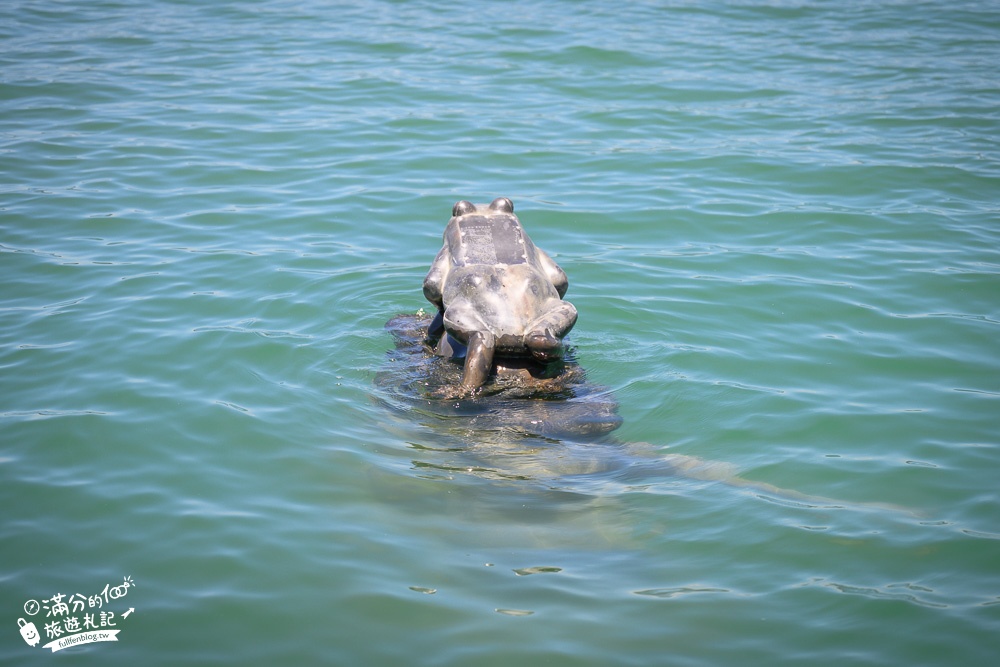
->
440, 200, 562, 336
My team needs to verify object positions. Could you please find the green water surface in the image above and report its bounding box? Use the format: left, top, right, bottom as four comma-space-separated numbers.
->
2, 1, 999, 664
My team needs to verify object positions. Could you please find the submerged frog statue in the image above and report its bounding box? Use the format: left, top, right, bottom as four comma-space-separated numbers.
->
423, 197, 579, 394
377, 313, 875, 506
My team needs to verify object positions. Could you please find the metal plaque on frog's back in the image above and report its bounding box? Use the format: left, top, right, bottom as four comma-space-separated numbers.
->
457, 217, 527, 266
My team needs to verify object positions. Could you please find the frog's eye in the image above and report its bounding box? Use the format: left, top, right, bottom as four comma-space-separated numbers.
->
452, 200, 476, 217
489, 197, 513, 213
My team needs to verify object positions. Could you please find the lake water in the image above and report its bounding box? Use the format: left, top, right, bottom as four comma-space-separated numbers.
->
2, 0, 999, 664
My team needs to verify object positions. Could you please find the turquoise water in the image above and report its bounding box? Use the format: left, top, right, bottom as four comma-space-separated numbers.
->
3, 0, 999, 663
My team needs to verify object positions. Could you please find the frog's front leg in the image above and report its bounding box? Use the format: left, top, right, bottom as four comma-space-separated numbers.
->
441, 306, 495, 392
426, 309, 445, 345
524, 301, 578, 362
461, 330, 496, 392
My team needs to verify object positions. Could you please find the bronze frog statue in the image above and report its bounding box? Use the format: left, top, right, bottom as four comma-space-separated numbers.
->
422, 197, 579, 395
